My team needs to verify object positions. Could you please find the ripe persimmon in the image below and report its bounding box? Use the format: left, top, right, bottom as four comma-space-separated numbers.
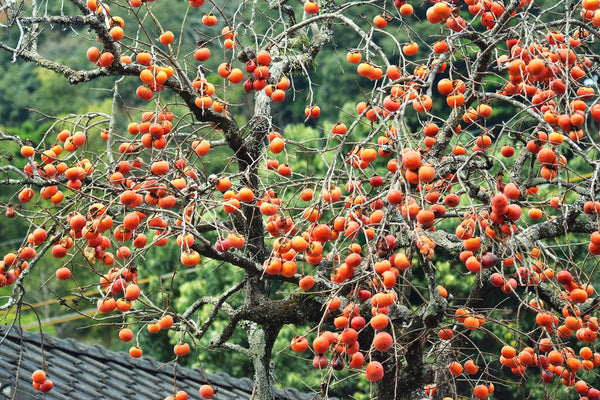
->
98, 52, 114, 67
473, 384, 489, 399
270, 89, 285, 102
464, 359, 478, 374
158, 315, 174, 330
571, 288, 589, 303
174, 391, 188, 400
365, 361, 384, 382
416, 209, 435, 228
87, 47, 100, 63
504, 182, 521, 200
280, 260, 297, 277
55, 267, 71, 280
438, 328, 453, 340
119, 328, 134, 342
312, 336, 330, 354
535, 311, 555, 327
256, 50, 271, 66
346, 51, 362, 64
224, 37, 235, 49
32, 370, 46, 384
312, 224, 331, 242
109, 26, 123, 41
340, 328, 358, 345
180, 249, 201, 267
291, 336, 309, 352
402, 42, 418, 56
277, 76, 291, 90
349, 352, 365, 368
159, 31, 174, 45
464, 316, 480, 330
20, 145, 35, 157
371, 292, 394, 308
448, 361, 463, 376
97, 297, 116, 313
501, 345, 517, 359
418, 164, 435, 183
386, 189, 403, 205
399, 3, 413, 16
124, 284, 140, 301
129, 346, 143, 358
39, 380, 53, 392
146, 323, 160, 334
260, 202, 278, 216
412, 95, 432, 112
304, 104, 320, 118
199, 385, 214, 399
463, 237, 481, 252
401, 150, 421, 169
298, 275, 314, 290
214, 177, 231, 192
547, 350, 564, 366
195, 96, 212, 109
174, 343, 190, 356
194, 47, 211, 61
136, 86, 153, 100
373, 14, 388, 28
372, 331, 393, 351
31, 228, 48, 245
18, 188, 34, 203
369, 313, 388, 330
202, 13, 217, 26
151, 160, 169, 175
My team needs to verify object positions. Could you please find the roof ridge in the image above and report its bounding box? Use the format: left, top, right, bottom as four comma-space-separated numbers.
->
6, 326, 176, 376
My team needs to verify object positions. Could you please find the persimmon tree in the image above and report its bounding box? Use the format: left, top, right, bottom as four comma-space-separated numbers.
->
2, 0, 600, 398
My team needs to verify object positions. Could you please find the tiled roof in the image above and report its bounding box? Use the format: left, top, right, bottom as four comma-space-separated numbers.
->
0, 325, 320, 400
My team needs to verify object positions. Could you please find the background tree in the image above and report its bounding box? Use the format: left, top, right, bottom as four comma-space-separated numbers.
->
2, 0, 600, 399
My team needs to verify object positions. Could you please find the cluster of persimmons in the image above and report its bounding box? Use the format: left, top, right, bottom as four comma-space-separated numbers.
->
4, 0, 600, 397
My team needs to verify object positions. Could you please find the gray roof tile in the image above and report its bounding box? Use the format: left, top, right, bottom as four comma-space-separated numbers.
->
0, 326, 325, 400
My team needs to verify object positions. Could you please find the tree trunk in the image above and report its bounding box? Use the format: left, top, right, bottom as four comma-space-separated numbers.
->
375, 314, 434, 400
247, 323, 280, 400
377, 373, 430, 400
